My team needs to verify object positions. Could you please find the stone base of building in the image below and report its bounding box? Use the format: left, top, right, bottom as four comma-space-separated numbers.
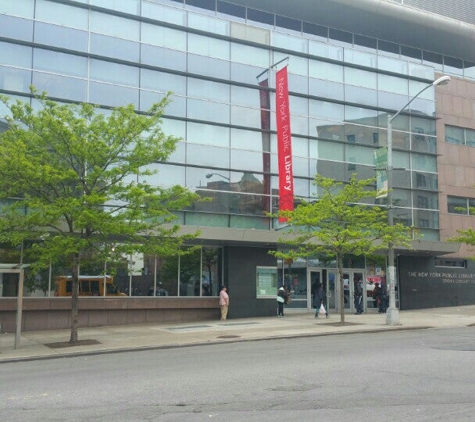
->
0, 297, 220, 333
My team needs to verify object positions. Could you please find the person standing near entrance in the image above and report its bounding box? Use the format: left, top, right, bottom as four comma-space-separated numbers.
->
313, 283, 328, 318
276, 286, 289, 317
219, 286, 229, 321
354, 278, 364, 315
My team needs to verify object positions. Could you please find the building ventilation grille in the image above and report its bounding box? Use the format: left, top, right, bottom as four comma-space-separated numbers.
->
385, 0, 475, 26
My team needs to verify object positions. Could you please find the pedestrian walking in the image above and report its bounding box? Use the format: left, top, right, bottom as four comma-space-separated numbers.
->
312, 283, 328, 318
372, 283, 381, 308
276, 286, 288, 317
219, 286, 229, 321
354, 277, 364, 315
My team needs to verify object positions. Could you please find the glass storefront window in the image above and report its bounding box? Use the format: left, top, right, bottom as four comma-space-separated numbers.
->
256, 267, 278, 298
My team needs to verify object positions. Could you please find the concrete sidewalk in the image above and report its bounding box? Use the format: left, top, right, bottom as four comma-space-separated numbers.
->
1, 306, 475, 363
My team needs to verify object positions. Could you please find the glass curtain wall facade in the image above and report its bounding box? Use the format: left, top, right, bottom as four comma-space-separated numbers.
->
0, 0, 449, 242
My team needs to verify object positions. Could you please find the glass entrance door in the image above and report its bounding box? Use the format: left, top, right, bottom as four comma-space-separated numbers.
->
328, 270, 365, 313
308, 269, 322, 311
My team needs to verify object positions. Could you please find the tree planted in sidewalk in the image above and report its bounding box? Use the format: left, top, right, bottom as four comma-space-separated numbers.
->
0, 90, 199, 343
271, 174, 412, 324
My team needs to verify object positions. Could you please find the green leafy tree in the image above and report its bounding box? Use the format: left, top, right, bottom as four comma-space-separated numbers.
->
0, 90, 199, 343
272, 174, 412, 324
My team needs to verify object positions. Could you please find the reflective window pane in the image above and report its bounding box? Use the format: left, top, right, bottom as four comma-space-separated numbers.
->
89, 82, 139, 108
445, 125, 464, 145
142, 1, 186, 25
188, 98, 230, 124
188, 12, 230, 36
32, 72, 87, 102
231, 43, 269, 68
142, 23, 186, 50
91, 11, 140, 41
90, 60, 139, 87
187, 144, 230, 168
0, 66, 31, 93
0, 41, 32, 68
141, 44, 186, 71
91, 0, 140, 15
140, 69, 186, 95
33, 49, 87, 77
447, 196, 467, 214
36, 0, 88, 29
0, 15, 34, 42
309, 60, 343, 83
309, 79, 344, 101
0, 0, 34, 18
187, 123, 230, 148
34, 22, 88, 52
90, 34, 140, 62
188, 33, 230, 60
344, 68, 377, 89
231, 128, 264, 152
188, 78, 230, 103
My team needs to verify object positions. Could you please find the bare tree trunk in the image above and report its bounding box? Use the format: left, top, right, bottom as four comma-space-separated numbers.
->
338, 255, 345, 324
69, 253, 80, 343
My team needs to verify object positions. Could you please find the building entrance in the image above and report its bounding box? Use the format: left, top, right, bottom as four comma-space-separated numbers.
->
323, 269, 366, 314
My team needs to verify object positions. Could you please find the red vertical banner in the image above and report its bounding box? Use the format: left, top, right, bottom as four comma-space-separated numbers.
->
276, 66, 294, 222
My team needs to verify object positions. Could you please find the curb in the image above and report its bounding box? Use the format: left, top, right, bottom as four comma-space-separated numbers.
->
0, 325, 433, 364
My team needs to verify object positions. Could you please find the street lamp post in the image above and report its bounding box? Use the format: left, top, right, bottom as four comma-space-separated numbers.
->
386, 75, 450, 326
205, 172, 230, 181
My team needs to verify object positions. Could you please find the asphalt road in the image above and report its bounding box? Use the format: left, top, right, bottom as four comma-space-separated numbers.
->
2, 327, 475, 421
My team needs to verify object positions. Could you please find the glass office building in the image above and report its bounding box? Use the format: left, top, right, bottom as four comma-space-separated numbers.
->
1, 0, 474, 330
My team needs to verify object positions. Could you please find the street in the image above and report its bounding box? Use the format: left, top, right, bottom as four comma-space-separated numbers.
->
2, 327, 475, 421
